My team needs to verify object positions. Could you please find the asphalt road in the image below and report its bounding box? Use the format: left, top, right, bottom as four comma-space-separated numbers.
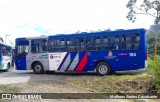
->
0, 67, 146, 85
0, 67, 97, 85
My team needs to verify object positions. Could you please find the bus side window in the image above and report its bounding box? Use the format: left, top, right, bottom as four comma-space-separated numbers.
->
78, 38, 84, 51
122, 34, 131, 49
111, 35, 120, 50
66, 37, 85, 52
132, 34, 140, 49
103, 35, 119, 50
86, 37, 92, 50
74, 37, 84, 51
102, 35, 110, 50
31, 46, 36, 53
54, 38, 65, 52
48, 40, 54, 52
66, 38, 73, 51
31, 40, 37, 53
31, 39, 47, 53
86, 36, 101, 51
95, 36, 101, 50
121, 33, 140, 50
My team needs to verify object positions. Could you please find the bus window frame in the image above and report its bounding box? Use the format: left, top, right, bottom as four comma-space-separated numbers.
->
48, 38, 66, 52
120, 32, 141, 50
102, 34, 120, 51
31, 39, 48, 54
85, 35, 102, 51
66, 37, 85, 52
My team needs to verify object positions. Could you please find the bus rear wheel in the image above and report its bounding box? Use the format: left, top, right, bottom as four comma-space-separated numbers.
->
96, 62, 111, 76
33, 62, 44, 74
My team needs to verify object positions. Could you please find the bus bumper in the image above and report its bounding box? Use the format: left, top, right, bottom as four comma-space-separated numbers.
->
145, 60, 148, 68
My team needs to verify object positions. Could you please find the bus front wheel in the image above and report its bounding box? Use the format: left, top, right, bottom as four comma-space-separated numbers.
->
96, 62, 111, 76
33, 62, 44, 74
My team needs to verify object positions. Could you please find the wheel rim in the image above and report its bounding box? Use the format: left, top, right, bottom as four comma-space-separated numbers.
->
99, 65, 108, 74
35, 65, 41, 72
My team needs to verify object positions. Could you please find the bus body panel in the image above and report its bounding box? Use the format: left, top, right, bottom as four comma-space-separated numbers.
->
26, 53, 49, 70
15, 56, 26, 70
49, 52, 68, 71
48, 52, 88, 71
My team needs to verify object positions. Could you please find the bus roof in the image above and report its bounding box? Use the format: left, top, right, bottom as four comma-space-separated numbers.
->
16, 28, 145, 40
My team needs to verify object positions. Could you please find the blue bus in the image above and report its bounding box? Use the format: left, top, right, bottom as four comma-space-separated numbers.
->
15, 28, 147, 75
0, 43, 12, 71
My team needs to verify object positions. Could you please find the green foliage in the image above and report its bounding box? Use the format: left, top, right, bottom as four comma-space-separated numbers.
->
147, 24, 160, 56
126, 0, 159, 23
147, 56, 160, 89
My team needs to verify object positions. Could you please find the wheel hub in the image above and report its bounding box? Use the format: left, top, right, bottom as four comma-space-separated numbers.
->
99, 65, 108, 74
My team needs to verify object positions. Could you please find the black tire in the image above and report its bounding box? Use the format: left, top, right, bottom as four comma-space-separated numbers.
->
96, 62, 111, 76
33, 62, 44, 74
110, 71, 116, 75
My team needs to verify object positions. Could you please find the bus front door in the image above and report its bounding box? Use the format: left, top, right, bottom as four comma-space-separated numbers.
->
15, 40, 29, 70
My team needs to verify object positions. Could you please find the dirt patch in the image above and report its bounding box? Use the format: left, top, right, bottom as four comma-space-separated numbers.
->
0, 82, 124, 102
69, 73, 154, 93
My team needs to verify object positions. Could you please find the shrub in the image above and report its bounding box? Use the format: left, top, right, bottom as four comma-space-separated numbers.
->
147, 56, 160, 89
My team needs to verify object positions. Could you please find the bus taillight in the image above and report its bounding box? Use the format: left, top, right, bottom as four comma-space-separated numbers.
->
146, 51, 148, 60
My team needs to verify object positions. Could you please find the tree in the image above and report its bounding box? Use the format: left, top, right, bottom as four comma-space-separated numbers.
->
147, 24, 160, 56
126, 0, 160, 63
126, 0, 160, 24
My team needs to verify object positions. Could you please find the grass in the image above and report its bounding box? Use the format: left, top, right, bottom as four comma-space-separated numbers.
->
69, 73, 153, 93
0, 84, 21, 93
0, 84, 21, 102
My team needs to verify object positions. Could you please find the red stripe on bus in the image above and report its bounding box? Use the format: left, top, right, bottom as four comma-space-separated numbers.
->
76, 53, 88, 71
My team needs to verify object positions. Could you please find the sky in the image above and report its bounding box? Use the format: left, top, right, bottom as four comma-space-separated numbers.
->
0, 0, 155, 46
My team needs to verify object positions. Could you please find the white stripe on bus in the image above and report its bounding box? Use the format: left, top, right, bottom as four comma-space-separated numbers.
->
68, 53, 79, 71
60, 53, 71, 71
